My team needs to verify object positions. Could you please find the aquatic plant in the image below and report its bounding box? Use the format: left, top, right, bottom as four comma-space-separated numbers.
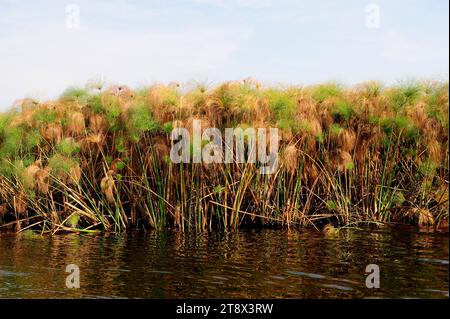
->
0, 79, 448, 233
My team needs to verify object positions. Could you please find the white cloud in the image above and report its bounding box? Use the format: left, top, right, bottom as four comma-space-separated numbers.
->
0, 0, 447, 109
0, 23, 253, 109
379, 31, 448, 63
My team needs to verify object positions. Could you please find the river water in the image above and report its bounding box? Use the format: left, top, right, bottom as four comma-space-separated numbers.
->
0, 226, 448, 298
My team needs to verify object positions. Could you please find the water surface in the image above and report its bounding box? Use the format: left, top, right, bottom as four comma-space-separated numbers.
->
0, 226, 448, 298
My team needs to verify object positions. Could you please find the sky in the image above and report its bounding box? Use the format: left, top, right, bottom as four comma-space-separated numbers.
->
0, 0, 448, 110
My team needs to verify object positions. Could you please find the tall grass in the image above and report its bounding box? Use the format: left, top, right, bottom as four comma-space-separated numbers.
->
0, 79, 448, 233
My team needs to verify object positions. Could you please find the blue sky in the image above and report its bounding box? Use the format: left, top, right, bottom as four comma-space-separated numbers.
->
0, 0, 448, 109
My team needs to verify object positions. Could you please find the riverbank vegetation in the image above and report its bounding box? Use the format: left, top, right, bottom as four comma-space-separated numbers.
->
0, 79, 448, 233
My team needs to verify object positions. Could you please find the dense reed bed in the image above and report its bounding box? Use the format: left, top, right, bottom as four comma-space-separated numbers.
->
0, 79, 448, 233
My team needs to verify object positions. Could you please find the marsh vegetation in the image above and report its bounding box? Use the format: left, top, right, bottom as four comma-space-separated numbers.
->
0, 79, 448, 233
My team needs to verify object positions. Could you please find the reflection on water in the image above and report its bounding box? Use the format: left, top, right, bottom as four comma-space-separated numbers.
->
0, 226, 448, 298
